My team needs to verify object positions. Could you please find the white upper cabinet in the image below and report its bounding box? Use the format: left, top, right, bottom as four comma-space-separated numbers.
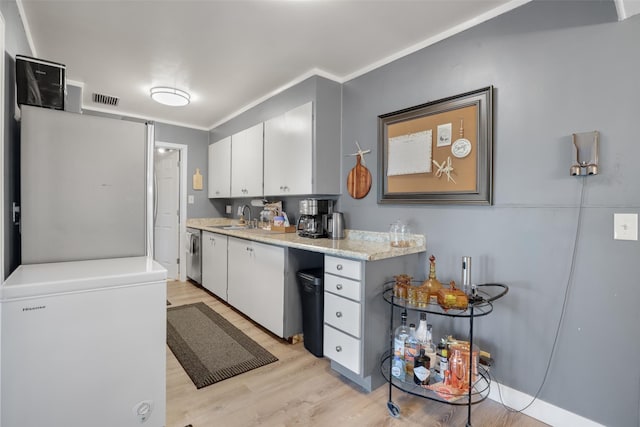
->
231, 122, 263, 198
208, 136, 231, 198
208, 77, 342, 199
264, 102, 313, 196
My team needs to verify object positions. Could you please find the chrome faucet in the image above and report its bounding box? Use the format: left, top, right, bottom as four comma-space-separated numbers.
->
239, 204, 251, 226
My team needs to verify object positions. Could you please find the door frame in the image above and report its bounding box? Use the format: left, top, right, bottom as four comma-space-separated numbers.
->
155, 141, 187, 282
0, 11, 5, 282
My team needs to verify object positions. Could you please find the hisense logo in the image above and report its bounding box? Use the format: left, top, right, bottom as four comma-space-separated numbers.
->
22, 305, 46, 312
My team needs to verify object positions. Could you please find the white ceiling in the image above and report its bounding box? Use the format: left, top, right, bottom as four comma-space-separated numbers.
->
19, 0, 530, 131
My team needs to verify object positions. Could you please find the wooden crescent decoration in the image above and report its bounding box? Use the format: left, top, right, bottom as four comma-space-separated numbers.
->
347, 155, 372, 199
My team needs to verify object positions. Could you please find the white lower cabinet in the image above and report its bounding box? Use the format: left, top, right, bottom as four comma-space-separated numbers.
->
323, 255, 364, 378
201, 231, 228, 300
324, 292, 361, 338
322, 253, 422, 392
227, 236, 284, 337
323, 325, 361, 375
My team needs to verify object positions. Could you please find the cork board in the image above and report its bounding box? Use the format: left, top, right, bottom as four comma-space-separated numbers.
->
378, 86, 493, 205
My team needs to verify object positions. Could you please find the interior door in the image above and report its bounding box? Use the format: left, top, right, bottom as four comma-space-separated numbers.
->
154, 149, 179, 279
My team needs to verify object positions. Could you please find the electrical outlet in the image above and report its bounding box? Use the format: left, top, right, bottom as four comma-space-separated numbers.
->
614, 213, 638, 241
225, 205, 232, 214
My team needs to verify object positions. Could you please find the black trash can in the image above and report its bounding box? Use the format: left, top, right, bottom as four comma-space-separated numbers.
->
297, 268, 324, 357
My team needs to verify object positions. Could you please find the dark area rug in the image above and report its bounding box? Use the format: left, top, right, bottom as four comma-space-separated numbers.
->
167, 302, 278, 389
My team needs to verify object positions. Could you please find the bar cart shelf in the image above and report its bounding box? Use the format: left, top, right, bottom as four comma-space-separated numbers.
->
381, 283, 508, 426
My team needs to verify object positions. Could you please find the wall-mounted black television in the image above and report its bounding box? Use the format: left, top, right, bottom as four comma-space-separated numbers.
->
16, 55, 66, 111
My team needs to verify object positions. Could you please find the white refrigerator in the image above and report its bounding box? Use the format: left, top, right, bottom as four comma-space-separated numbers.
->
2, 106, 166, 426
1, 256, 167, 427
19, 105, 153, 264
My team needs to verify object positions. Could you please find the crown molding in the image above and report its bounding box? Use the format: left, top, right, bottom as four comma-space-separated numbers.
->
15, 0, 37, 57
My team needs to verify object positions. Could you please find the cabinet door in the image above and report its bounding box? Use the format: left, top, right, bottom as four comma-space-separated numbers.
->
227, 237, 252, 314
231, 123, 263, 198
208, 137, 231, 198
249, 241, 284, 337
227, 237, 284, 337
201, 232, 228, 300
263, 102, 312, 196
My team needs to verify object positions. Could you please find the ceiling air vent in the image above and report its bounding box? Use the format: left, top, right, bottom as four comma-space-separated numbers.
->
92, 92, 119, 107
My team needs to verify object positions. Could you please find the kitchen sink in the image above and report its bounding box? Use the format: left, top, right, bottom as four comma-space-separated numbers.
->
209, 224, 248, 230
209, 224, 273, 234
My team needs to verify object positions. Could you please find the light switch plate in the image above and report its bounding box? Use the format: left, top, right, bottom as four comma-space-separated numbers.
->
188, 195, 195, 204
614, 213, 638, 241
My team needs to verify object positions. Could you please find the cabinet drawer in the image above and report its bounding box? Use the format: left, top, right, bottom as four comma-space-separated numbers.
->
325, 256, 361, 280
324, 292, 361, 338
324, 274, 361, 302
323, 325, 361, 375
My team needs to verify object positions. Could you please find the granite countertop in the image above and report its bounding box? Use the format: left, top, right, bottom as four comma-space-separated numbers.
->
187, 218, 426, 261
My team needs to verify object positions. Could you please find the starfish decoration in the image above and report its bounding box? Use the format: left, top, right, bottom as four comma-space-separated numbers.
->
432, 156, 457, 183
347, 140, 371, 166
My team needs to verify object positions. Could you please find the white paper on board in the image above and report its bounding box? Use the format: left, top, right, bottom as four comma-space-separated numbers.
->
387, 130, 432, 176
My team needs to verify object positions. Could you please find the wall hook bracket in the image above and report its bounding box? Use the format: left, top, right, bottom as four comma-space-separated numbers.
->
570, 130, 599, 176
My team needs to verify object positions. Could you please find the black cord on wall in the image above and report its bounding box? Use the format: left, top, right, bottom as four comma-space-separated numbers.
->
492, 175, 587, 413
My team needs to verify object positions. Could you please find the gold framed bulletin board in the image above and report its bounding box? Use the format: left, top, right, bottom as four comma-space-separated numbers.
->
377, 86, 493, 205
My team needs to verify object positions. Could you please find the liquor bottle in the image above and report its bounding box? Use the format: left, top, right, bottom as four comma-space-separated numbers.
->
424, 324, 437, 371
391, 355, 405, 380
437, 342, 449, 377
415, 312, 428, 346
393, 311, 409, 359
415, 314, 436, 356
413, 348, 431, 385
404, 324, 419, 376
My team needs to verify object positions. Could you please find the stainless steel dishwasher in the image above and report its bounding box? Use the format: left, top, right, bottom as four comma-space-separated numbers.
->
186, 227, 201, 285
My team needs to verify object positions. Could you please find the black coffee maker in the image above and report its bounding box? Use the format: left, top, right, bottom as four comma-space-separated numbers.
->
297, 199, 333, 238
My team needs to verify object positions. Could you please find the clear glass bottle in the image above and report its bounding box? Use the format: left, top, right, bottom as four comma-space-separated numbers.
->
415, 315, 437, 369
404, 324, 419, 376
393, 311, 409, 360
424, 324, 437, 372
391, 355, 405, 380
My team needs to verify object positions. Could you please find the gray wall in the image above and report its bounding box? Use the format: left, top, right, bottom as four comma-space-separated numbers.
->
154, 122, 220, 219
210, 75, 319, 142
2, 1, 33, 278
341, 1, 638, 426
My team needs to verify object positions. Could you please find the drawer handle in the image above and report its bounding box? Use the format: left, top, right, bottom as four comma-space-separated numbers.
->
336, 264, 343, 271
335, 345, 342, 352
335, 311, 342, 318
336, 284, 343, 290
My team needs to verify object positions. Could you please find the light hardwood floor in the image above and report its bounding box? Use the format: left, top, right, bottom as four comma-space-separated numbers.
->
166, 280, 547, 427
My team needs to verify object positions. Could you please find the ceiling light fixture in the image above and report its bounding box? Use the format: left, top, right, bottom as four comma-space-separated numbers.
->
150, 86, 191, 107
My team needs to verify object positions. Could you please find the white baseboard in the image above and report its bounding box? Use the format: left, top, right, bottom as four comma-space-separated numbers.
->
488, 381, 605, 427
